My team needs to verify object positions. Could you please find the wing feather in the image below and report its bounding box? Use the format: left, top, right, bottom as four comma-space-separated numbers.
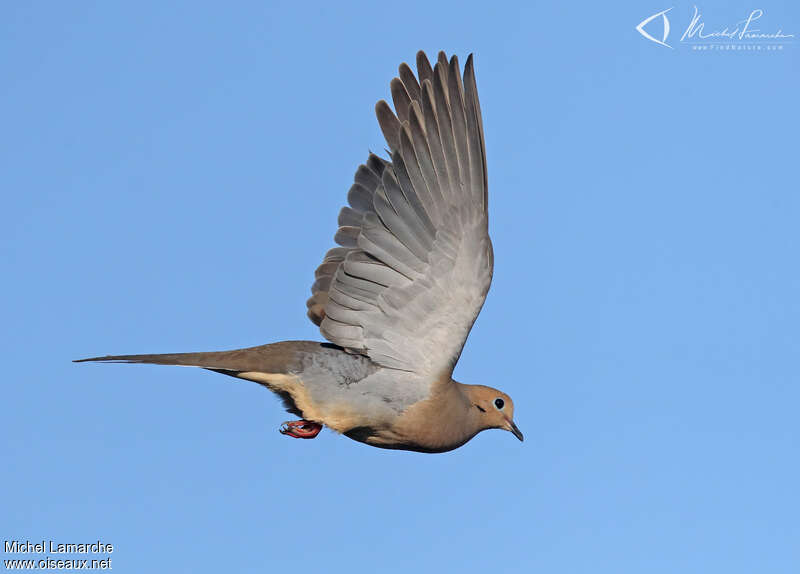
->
432, 63, 461, 196
416, 52, 435, 86
306, 51, 492, 378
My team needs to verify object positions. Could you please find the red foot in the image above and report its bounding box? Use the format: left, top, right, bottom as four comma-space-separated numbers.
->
279, 420, 322, 439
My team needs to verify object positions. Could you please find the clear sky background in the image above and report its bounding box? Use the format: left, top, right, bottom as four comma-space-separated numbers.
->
3, 1, 798, 572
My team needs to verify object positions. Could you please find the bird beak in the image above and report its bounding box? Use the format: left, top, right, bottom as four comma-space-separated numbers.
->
505, 419, 524, 442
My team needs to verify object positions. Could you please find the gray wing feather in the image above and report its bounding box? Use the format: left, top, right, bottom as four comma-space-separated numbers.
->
376, 101, 401, 151
416, 52, 435, 86
390, 77, 412, 125
307, 51, 491, 378
398, 62, 420, 102
307, 154, 387, 325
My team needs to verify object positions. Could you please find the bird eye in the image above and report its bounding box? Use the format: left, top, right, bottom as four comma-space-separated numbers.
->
494, 398, 505, 410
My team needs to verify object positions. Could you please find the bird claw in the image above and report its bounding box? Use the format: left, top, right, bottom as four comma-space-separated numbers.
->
279, 420, 322, 439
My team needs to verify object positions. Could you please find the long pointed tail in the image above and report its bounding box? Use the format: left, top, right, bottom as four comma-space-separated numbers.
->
74, 341, 325, 374
74, 351, 233, 367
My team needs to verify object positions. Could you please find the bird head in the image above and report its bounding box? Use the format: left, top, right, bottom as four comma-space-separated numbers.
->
466, 385, 524, 442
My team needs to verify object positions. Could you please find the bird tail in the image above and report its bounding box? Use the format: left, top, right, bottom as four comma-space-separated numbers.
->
73, 341, 323, 374
74, 341, 331, 420
74, 350, 236, 368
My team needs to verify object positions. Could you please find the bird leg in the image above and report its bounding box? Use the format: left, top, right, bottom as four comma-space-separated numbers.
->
279, 420, 322, 439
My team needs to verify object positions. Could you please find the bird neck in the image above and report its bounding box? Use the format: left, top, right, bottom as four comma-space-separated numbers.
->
452, 381, 490, 424
457, 382, 494, 403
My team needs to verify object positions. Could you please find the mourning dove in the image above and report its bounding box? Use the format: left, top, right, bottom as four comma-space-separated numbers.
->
76, 51, 523, 453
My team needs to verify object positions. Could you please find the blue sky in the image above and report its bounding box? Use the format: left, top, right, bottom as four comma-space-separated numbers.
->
3, 1, 798, 572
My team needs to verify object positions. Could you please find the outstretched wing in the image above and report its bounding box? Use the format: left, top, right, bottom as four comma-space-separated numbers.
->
306, 51, 491, 378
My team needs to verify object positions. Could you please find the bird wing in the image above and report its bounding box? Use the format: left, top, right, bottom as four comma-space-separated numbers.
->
306, 51, 492, 379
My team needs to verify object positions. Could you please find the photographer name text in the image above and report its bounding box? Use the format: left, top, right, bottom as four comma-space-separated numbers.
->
4, 540, 113, 554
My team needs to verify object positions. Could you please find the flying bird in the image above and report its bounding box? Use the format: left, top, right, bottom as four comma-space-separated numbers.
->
76, 51, 522, 453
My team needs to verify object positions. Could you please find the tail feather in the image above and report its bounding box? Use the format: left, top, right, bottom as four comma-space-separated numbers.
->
74, 341, 326, 374
73, 352, 229, 368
